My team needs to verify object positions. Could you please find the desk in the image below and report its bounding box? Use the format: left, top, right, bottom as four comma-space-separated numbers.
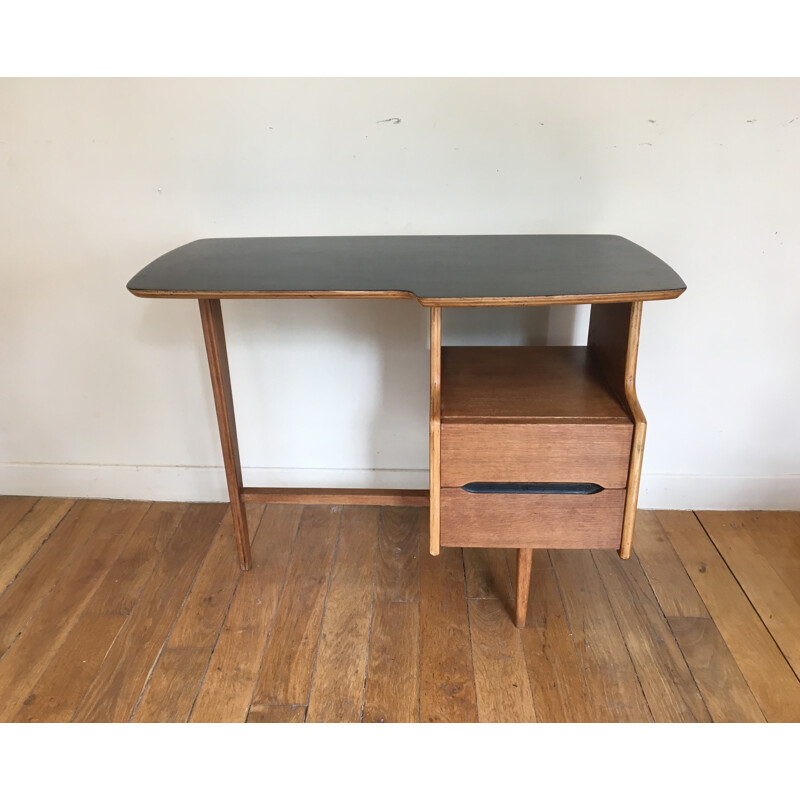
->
128, 235, 685, 626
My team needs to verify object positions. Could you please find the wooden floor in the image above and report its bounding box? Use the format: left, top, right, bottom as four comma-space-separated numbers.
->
0, 497, 798, 723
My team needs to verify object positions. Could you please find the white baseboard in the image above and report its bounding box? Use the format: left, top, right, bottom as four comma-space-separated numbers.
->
1, 463, 799, 510
638, 474, 800, 510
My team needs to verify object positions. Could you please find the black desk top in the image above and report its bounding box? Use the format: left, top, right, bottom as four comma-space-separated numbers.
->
127, 235, 685, 306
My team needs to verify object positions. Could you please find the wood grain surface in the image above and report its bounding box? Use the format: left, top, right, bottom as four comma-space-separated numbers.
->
468, 598, 537, 722
696, 511, 800, 674
634, 511, 768, 722
429, 306, 442, 554
247, 704, 307, 723
658, 510, 800, 722
199, 298, 251, 569
0, 496, 36, 546
441, 346, 631, 421
0, 500, 113, 656
251, 505, 341, 706
441, 421, 632, 488
374, 507, 422, 603
363, 601, 420, 723
587, 301, 646, 558
306, 507, 379, 723
440, 489, 625, 549
13, 614, 127, 723
550, 549, 653, 722
420, 545, 478, 722
510, 550, 594, 723
593, 549, 711, 722
132, 647, 212, 723
464, 547, 514, 607
240, 488, 428, 506
189, 504, 302, 722
0, 498, 74, 593
0, 501, 149, 720
1, 499, 796, 724
71, 504, 226, 722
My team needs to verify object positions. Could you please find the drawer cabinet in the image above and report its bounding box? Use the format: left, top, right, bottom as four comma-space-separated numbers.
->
429, 302, 652, 627
438, 345, 635, 553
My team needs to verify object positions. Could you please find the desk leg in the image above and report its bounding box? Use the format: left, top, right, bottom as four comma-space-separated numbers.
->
199, 299, 251, 570
429, 307, 442, 555
516, 549, 533, 627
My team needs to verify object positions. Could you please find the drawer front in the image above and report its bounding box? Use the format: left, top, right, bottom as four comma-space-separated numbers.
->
439, 488, 625, 549
441, 422, 632, 489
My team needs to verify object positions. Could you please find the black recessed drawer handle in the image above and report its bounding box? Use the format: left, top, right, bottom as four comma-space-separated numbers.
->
461, 482, 604, 495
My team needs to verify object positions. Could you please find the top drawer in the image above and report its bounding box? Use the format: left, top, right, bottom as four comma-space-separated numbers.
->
441, 420, 633, 488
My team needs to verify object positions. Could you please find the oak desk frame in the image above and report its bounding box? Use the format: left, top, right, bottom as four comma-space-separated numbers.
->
128, 235, 685, 626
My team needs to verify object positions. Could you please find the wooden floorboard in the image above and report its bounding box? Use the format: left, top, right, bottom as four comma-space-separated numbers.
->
0, 500, 114, 657
466, 549, 536, 722
0, 501, 148, 720
549, 549, 653, 722
166, 505, 266, 650
189, 504, 302, 723
657, 510, 800, 722
251, 505, 341, 707
0, 497, 74, 594
1, 498, 798, 723
13, 614, 127, 723
132, 505, 265, 722
85, 502, 188, 616
71, 503, 226, 723
666, 616, 766, 722
132, 647, 213, 723
464, 547, 514, 606
363, 600, 420, 723
247, 704, 306, 723
0, 496, 37, 546
512, 549, 594, 723
361, 507, 422, 723
468, 597, 536, 722
306, 506, 379, 723
696, 511, 800, 675
723, 512, 800, 602
633, 512, 766, 722
374, 506, 422, 603
592, 549, 711, 722
419, 544, 478, 722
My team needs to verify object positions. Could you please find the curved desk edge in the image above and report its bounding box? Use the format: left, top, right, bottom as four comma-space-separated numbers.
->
128, 287, 686, 306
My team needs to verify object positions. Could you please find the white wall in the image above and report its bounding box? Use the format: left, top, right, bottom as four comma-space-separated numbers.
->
2, 78, 798, 509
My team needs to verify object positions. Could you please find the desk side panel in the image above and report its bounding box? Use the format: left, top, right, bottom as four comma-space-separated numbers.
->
429, 307, 442, 556
588, 302, 646, 558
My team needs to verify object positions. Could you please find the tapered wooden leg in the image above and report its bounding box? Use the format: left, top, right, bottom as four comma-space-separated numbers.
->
198, 299, 251, 570
516, 548, 533, 627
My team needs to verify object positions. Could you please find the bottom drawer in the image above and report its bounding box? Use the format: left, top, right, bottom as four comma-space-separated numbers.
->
439, 488, 626, 549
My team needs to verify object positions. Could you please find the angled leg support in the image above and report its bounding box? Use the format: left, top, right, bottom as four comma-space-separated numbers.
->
199, 299, 251, 569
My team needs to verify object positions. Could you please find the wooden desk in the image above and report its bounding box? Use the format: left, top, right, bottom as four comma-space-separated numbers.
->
128, 235, 685, 626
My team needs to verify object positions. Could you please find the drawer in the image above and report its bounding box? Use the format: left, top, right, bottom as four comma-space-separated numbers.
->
440, 421, 633, 489
439, 487, 625, 549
